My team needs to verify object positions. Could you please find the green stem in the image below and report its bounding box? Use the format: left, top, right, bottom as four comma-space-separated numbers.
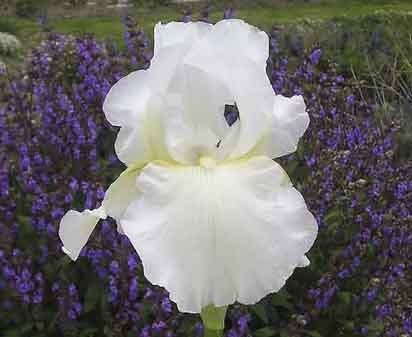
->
200, 305, 227, 337
204, 328, 223, 337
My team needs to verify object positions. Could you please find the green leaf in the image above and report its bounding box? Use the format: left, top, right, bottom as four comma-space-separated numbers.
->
16, 215, 35, 242
251, 303, 269, 324
4, 323, 33, 337
79, 327, 98, 337
16, 215, 30, 226
367, 320, 384, 333
338, 291, 352, 305
4, 329, 20, 337
344, 321, 355, 331
286, 160, 299, 175
270, 291, 292, 310
324, 208, 342, 225
254, 327, 276, 337
296, 142, 305, 159
303, 330, 323, 337
84, 285, 101, 313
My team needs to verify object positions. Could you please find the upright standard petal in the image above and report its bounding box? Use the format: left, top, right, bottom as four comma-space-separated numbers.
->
186, 19, 269, 69
121, 157, 318, 313
154, 21, 212, 57
253, 95, 310, 158
151, 22, 212, 95
59, 207, 106, 261
183, 19, 274, 158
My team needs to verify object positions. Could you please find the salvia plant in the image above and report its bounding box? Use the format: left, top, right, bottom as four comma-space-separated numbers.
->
0, 11, 411, 337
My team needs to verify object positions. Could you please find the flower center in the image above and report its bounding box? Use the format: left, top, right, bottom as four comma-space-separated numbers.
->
199, 156, 217, 168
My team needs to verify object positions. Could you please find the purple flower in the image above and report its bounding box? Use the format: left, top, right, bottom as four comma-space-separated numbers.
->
237, 314, 250, 333
227, 329, 239, 337
129, 277, 138, 301
404, 318, 412, 333
338, 268, 350, 279
346, 95, 355, 105
140, 326, 150, 337
110, 260, 120, 274
309, 48, 323, 65
360, 326, 368, 335
224, 7, 236, 19
68, 283, 77, 296
376, 304, 392, 319
33, 288, 43, 304
68, 309, 77, 320
367, 288, 378, 302
161, 297, 172, 314
127, 254, 139, 271
16, 276, 34, 294
152, 320, 167, 332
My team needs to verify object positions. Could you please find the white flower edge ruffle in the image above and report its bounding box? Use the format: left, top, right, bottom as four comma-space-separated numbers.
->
120, 156, 318, 313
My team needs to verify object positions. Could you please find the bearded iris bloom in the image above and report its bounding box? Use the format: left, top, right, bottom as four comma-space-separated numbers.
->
59, 18, 318, 321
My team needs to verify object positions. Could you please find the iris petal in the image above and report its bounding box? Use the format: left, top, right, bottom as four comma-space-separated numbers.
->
103, 168, 141, 234
59, 167, 141, 258
103, 70, 153, 166
183, 20, 274, 158
59, 207, 106, 261
120, 157, 317, 313
254, 95, 310, 158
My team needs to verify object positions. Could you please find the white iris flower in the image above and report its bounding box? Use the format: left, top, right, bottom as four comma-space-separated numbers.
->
59, 19, 318, 314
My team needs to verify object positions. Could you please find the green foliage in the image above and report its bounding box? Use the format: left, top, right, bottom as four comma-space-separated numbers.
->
14, 0, 49, 18
272, 11, 412, 75
131, 0, 171, 8
270, 12, 412, 163
254, 327, 276, 337
15, 0, 39, 18
6, 0, 412, 49
0, 17, 18, 35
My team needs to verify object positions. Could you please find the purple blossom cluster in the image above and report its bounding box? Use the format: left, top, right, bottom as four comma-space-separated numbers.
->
0, 12, 411, 337
0, 29, 180, 336
268, 30, 411, 336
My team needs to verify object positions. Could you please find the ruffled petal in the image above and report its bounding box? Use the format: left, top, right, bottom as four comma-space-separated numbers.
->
120, 156, 317, 313
103, 168, 141, 233
151, 22, 212, 95
154, 21, 212, 57
297, 255, 311, 268
254, 95, 310, 158
183, 19, 273, 158
114, 125, 151, 167
103, 70, 150, 127
103, 70, 154, 166
186, 19, 269, 69
59, 207, 106, 261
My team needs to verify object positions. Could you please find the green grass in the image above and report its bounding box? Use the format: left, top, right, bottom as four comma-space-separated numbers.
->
233, 1, 412, 29
3, 0, 412, 49
50, 7, 185, 49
